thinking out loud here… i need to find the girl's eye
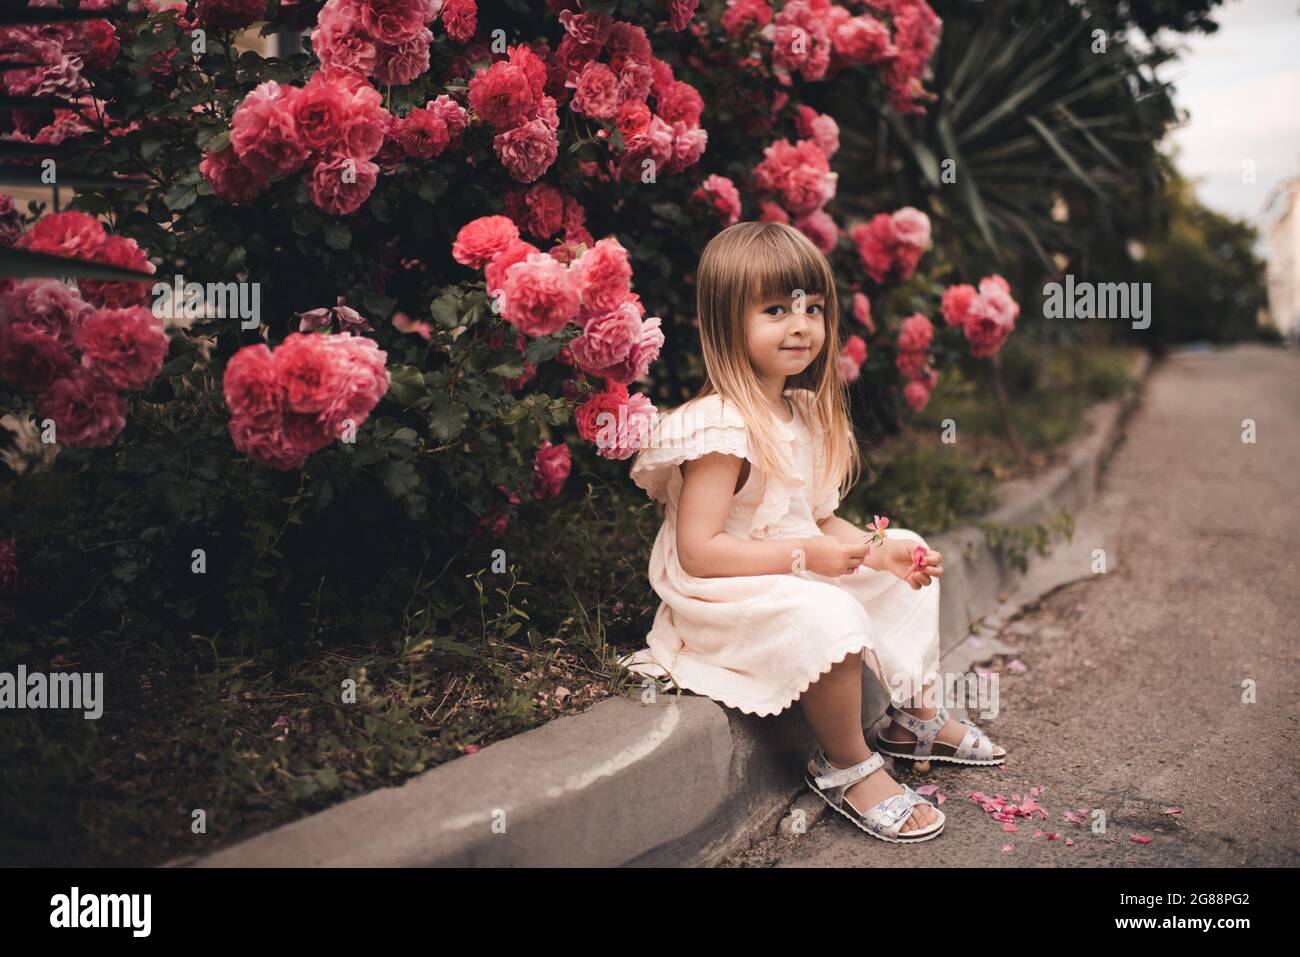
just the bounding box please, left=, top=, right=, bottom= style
left=763, top=302, right=823, bottom=317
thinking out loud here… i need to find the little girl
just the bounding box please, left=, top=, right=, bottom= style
left=620, top=221, right=1005, bottom=845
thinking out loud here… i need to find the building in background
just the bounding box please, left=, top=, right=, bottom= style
left=1265, top=175, right=1300, bottom=340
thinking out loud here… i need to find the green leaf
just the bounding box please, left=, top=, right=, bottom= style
left=382, top=459, right=421, bottom=498
left=292, top=207, right=325, bottom=237
left=427, top=399, right=469, bottom=442
left=386, top=364, right=426, bottom=406
left=429, top=291, right=461, bottom=329
left=163, top=180, right=199, bottom=211
left=524, top=336, right=564, bottom=364
left=416, top=173, right=447, bottom=204
left=322, top=221, right=352, bottom=250
left=160, top=351, right=195, bottom=377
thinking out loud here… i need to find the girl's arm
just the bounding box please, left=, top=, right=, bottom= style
left=816, top=514, right=887, bottom=571
left=676, top=452, right=814, bottom=578
left=817, top=513, right=945, bottom=588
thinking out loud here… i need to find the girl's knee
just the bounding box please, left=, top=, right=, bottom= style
left=890, top=527, right=928, bottom=549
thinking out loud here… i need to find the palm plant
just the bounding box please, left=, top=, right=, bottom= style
left=834, top=0, right=1181, bottom=289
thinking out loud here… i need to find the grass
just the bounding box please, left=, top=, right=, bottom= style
left=847, top=339, right=1140, bottom=538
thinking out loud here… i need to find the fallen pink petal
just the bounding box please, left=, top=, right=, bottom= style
left=1130, top=835, right=1153, bottom=844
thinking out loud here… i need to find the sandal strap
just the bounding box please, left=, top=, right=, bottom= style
left=866, top=786, right=934, bottom=837
left=811, top=749, right=883, bottom=790
left=886, top=704, right=950, bottom=756
left=953, top=719, right=995, bottom=761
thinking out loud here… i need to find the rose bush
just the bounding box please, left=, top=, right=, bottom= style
left=0, top=0, right=1012, bottom=652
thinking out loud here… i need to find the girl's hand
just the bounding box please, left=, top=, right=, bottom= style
left=802, top=535, right=871, bottom=578
left=882, top=539, right=944, bottom=589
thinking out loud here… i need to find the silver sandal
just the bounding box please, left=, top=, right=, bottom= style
left=804, top=748, right=945, bottom=843
left=874, top=703, right=1006, bottom=766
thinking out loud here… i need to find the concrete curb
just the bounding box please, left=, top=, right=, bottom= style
left=189, top=351, right=1153, bottom=868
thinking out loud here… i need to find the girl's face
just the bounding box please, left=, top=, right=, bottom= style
left=744, top=289, right=827, bottom=382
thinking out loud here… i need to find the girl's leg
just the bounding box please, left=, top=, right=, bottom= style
left=798, top=651, right=940, bottom=832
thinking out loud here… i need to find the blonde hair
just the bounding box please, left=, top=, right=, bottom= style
left=684, top=220, right=861, bottom=506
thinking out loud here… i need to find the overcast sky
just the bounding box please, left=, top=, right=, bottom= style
left=1154, top=0, right=1300, bottom=255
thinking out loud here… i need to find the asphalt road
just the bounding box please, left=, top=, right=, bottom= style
left=724, top=344, right=1300, bottom=868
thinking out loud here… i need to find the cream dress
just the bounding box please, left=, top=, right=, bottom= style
left=619, top=387, right=941, bottom=718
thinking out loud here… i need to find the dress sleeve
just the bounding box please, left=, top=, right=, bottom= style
left=629, top=394, right=752, bottom=506
left=811, top=476, right=841, bottom=522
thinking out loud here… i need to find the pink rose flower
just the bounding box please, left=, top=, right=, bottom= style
left=573, top=236, right=632, bottom=322
left=194, top=0, right=267, bottom=31
left=897, top=313, right=934, bottom=353
left=852, top=291, right=875, bottom=334
left=772, top=0, right=832, bottom=82
left=693, top=174, right=741, bottom=226
left=75, top=305, right=168, bottom=391
left=531, top=439, right=571, bottom=500
left=273, top=332, right=345, bottom=414
left=656, top=80, right=704, bottom=126
left=795, top=105, right=840, bottom=157
left=895, top=348, right=929, bottom=379
left=0, top=322, right=75, bottom=393
left=79, top=235, right=156, bottom=308
left=230, top=81, right=309, bottom=179
left=903, top=378, right=932, bottom=412
left=507, top=183, right=566, bottom=239
left=793, top=208, right=840, bottom=254
left=201, top=146, right=269, bottom=204
left=394, top=101, right=450, bottom=158
left=568, top=301, right=641, bottom=377
left=229, top=415, right=311, bottom=471
left=468, top=60, right=539, bottom=130
left=831, top=14, right=894, bottom=66
left=0, top=278, right=91, bottom=348
left=222, top=342, right=282, bottom=429
left=442, top=0, right=478, bottom=43
left=452, top=215, right=520, bottom=268
left=361, top=0, right=431, bottom=46
left=942, top=283, right=976, bottom=327
left=842, top=333, right=867, bottom=367
left=665, top=0, right=699, bottom=32
left=14, top=210, right=106, bottom=260
left=485, top=238, right=541, bottom=294
left=292, top=73, right=352, bottom=153
left=500, top=251, right=581, bottom=337
left=493, top=115, right=558, bottom=182
left=598, top=314, right=662, bottom=385
left=374, top=28, right=432, bottom=86
left=571, top=61, right=620, bottom=120
left=313, top=0, right=380, bottom=76
left=36, top=369, right=127, bottom=448
left=575, top=382, right=655, bottom=460
left=307, top=156, right=379, bottom=215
